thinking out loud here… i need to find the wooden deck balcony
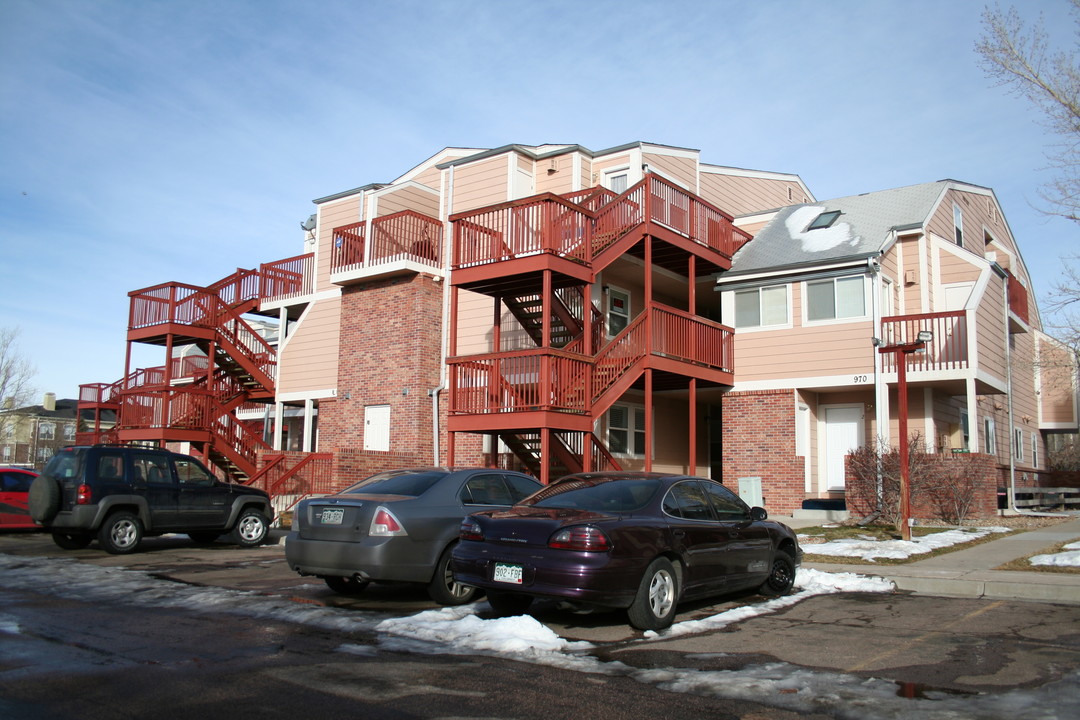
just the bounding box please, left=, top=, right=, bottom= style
left=879, top=311, right=969, bottom=373
left=450, top=174, right=751, bottom=282
left=448, top=302, right=734, bottom=427
left=330, top=210, right=443, bottom=281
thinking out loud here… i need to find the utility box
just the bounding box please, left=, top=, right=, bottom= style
left=738, top=476, right=764, bottom=509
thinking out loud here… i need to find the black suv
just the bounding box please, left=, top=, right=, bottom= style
left=29, top=445, right=274, bottom=554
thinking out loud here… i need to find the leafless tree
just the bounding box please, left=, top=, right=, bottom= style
left=0, top=326, right=37, bottom=436
left=977, top=1, right=1080, bottom=225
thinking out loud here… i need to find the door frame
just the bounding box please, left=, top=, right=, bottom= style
left=817, top=404, right=865, bottom=493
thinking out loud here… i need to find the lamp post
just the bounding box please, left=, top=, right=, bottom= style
left=876, top=330, right=933, bottom=541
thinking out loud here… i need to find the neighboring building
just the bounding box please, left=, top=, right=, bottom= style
left=1, top=393, right=110, bottom=470
left=718, top=180, right=1079, bottom=514
left=77, top=144, right=1078, bottom=518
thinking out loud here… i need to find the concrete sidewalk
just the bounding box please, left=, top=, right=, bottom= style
left=781, top=515, right=1080, bottom=604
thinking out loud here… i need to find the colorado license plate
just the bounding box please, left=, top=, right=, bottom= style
left=493, top=562, right=523, bottom=584
left=319, top=508, right=344, bottom=525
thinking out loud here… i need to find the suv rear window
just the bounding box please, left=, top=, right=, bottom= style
left=344, top=469, right=447, bottom=497
left=43, top=448, right=85, bottom=480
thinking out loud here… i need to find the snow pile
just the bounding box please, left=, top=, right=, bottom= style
left=802, top=527, right=1011, bottom=561
left=1030, top=541, right=1080, bottom=567
left=785, top=206, right=860, bottom=252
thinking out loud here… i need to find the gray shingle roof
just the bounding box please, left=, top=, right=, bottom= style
left=728, top=181, right=949, bottom=276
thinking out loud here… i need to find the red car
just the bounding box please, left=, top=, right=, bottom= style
left=452, top=472, right=802, bottom=631
left=1, top=467, right=39, bottom=529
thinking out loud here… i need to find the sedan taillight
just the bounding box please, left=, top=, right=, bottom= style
left=548, top=525, right=611, bottom=552
left=369, top=507, right=407, bottom=537
left=76, top=484, right=92, bottom=505
left=459, top=517, right=483, bottom=542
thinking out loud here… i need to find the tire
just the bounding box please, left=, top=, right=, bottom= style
left=51, top=532, right=92, bottom=550
left=627, top=557, right=679, bottom=631
left=486, top=590, right=533, bottom=617
left=758, top=550, right=796, bottom=597
left=324, top=575, right=370, bottom=595
left=28, top=475, right=61, bottom=523
left=98, top=511, right=143, bottom=555
left=231, top=509, right=269, bottom=547
left=427, top=544, right=479, bottom=606
left=187, top=532, right=221, bottom=545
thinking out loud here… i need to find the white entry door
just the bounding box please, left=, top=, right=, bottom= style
left=364, top=405, right=391, bottom=452
left=823, top=406, right=864, bottom=491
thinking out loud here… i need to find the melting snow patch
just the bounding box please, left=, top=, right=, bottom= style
left=802, top=527, right=1011, bottom=561
left=785, top=206, right=861, bottom=252
left=1030, top=541, right=1080, bottom=567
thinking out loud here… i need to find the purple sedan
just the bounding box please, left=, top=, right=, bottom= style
left=451, top=472, right=802, bottom=630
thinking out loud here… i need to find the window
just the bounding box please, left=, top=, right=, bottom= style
left=38, top=422, right=55, bottom=440
left=606, top=287, right=630, bottom=337
left=37, top=447, right=51, bottom=461
left=953, top=203, right=964, bottom=247
left=734, top=285, right=788, bottom=328
left=663, top=481, right=714, bottom=521
left=175, top=457, right=213, bottom=485
left=806, top=276, right=865, bottom=321
left=807, top=210, right=841, bottom=230
left=604, top=167, right=629, bottom=194
left=63, top=424, right=75, bottom=441
left=959, top=409, right=970, bottom=451
left=703, top=481, right=748, bottom=520
left=1013, top=427, right=1024, bottom=461
left=984, top=417, right=996, bottom=455
left=134, top=453, right=174, bottom=485
left=2, top=446, right=10, bottom=461
left=608, top=404, right=646, bottom=456
left=1032, top=433, right=1039, bottom=468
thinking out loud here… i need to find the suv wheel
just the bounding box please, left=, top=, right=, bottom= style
left=98, top=511, right=143, bottom=554
left=232, top=509, right=269, bottom=547
left=28, top=475, right=61, bottom=523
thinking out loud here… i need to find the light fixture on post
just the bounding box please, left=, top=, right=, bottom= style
left=877, top=329, right=933, bottom=541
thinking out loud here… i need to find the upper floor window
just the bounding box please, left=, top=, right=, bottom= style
left=806, top=276, right=865, bottom=322
left=606, top=287, right=631, bottom=336
left=735, top=285, right=788, bottom=328
left=1, top=445, right=10, bottom=461
left=604, top=167, right=630, bottom=194
left=953, top=203, right=964, bottom=247
left=63, top=424, right=76, bottom=441
left=1013, top=427, right=1024, bottom=461
left=38, top=422, right=55, bottom=440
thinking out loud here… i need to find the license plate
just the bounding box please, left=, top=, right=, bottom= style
left=493, top=562, right=523, bottom=584
left=319, top=508, right=344, bottom=525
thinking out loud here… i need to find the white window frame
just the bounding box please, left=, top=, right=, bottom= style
left=2, top=445, right=10, bottom=461
left=603, top=166, right=630, bottom=194
left=1013, top=427, right=1024, bottom=461
left=63, top=424, right=76, bottom=441
left=804, top=275, right=868, bottom=325
left=38, top=422, right=55, bottom=440
left=733, top=284, right=790, bottom=330
left=953, top=203, right=964, bottom=247
left=1031, top=432, right=1039, bottom=468
left=607, top=403, right=647, bottom=458
left=606, top=285, right=631, bottom=338
left=959, top=409, right=970, bottom=451
left=984, top=417, right=996, bottom=455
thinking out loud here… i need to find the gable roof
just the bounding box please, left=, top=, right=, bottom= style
left=726, top=181, right=950, bottom=278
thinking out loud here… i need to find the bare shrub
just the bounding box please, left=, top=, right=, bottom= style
left=924, top=463, right=979, bottom=525
left=847, top=432, right=934, bottom=533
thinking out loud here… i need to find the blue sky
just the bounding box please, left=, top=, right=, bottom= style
left=1, top=0, right=1077, bottom=401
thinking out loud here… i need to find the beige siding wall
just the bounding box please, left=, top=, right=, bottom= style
left=975, top=273, right=1008, bottom=382
left=535, top=154, right=577, bottom=195
left=734, top=320, right=876, bottom=383
left=591, top=152, right=634, bottom=186
left=454, top=289, right=495, bottom=355
left=410, top=165, right=443, bottom=191
left=452, top=155, right=509, bottom=214
left=643, top=152, right=696, bottom=191
left=936, top=245, right=983, bottom=288
left=375, top=185, right=439, bottom=218
left=316, top=195, right=363, bottom=289
left=1038, top=336, right=1079, bottom=426
left=699, top=172, right=807, bottom=217
left=278, top=295, right=341, bottom=395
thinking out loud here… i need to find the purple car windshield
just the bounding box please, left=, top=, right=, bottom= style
left=523, top=477, right=661, bottom=512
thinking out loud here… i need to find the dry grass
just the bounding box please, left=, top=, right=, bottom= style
left=995, top=540, right=1080, bottom=574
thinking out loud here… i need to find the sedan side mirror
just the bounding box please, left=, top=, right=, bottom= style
left=750, top=506, right=768, bottom=522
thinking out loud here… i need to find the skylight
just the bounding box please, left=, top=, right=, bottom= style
left=807, top=210, right=841, bottom=230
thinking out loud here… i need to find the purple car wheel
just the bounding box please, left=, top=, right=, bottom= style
left=628, top=557, right=679, bottom=631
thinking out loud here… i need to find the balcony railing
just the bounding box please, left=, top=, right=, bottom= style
left=330, top=211, right=443, bottom=274
left=880, top=311, right=969, bottom=372
left=450, top=303, right=734, bottom=415
left=451, top=175, right=751, bottom=271
left=261, top=253, right=314, bottom=301
left=1007, top=270, right=1030, bottom=326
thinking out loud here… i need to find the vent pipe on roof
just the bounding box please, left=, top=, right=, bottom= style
left=43, top=393, right=56, bottom=412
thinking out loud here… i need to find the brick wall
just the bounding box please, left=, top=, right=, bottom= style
left=316, top=274, right=486, bottom=482
left=721, top=389, right=805, bottom=514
